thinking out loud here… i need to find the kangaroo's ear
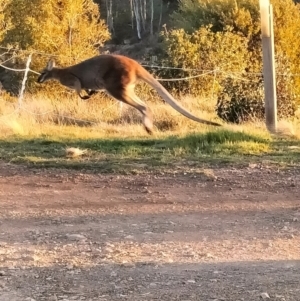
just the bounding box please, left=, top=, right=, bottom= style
left=46, top=59, right=55, bottom=71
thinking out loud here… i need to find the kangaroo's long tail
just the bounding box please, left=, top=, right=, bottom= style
left=137, top=66, right=221, bottom=127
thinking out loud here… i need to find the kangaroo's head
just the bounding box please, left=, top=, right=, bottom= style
left=37, top=59, right=55, bottom=83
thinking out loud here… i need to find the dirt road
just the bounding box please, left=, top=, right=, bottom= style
left=0, top=163, right=300, bottom=300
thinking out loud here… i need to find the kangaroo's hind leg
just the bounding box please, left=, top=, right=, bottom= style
left=106, top=85, right=153, bottom=134
left=130, top=93, right=153, bottom=134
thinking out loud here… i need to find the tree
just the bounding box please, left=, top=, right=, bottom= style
left=2, top=0, right=110, bottom=67
left=0, top=0, right=11, bottom=43
left=161, top=26, right=250, bottom=97
left=163, top=0, right=300, bottom=121
left=106, top=0, right=114, bottom=35
left=0, top=0, right=110, bottom=93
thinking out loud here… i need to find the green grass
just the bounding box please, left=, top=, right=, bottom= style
left=0, top=128, right=299, bottom=174
left=1, top=88, right=299, bottom=174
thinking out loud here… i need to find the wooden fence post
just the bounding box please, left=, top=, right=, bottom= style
left=260, top=0, right=277, bottom=132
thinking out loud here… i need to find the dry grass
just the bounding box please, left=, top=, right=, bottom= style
left=0, top=92, right=224, bottom=138
left=2, top=92, right=294, bottom=139
left=1, top=90, right=299, bottom=143
left=0, top=91, right=299, bottom=171
left=275, top=120, right=298, bottom=138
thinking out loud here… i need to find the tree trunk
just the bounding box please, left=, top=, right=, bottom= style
left=139, top=0, right=146, bottom=32
left=150, top=0, right=154, bottom=35
left=133, top=0, right=142, bottom=39
left=106, top=0, right=114, bottom=35
left=143, top=0, right=147, bottom=24
left=129, top=0, right=134, bottom=29
left=158, top=0, right=163, bottom=33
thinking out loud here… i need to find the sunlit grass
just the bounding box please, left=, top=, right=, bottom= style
left=0, top=92, right=299, bottom=173
left=2, top=237, right=300, bottom=268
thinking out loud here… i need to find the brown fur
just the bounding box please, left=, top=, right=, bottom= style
left=37, top=54, right=221, bottom=134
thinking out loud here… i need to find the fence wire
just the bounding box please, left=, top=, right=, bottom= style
left=0, top=48, right=297, bottom=125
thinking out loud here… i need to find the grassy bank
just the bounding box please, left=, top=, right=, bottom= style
left=0, top=93, right=299, bottom=173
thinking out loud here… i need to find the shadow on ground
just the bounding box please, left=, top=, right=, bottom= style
left=0, top=130, right=299, bottom=172
left=1, top=260, right=299, bottom=300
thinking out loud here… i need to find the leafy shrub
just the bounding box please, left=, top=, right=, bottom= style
left=171, top=0, right=261, bottom=39
left=272, top=54, right=297, bottom=118
left=0, top=0, right=110, bottom=93
left=0, top=0, right=11, bottom=42
left=160, top=26, right=249, bottom=98
left=216, top=76, right=264, bottom=123
left=217, top=54, right=297, bottom=123
left=161, top=0, right=300, bottom=120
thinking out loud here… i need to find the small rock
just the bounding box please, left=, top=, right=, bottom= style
left=66, top=264, right=74, bottom=270
left=125, top=235, right=134, bottom=239
left=261, top=292, right=270, bottom=299
left=105, top=247, right=114, bottom=253
left=118, top=294, right=127, bottom=298
left=249, top=163, right=258, bottom=169
left=143, top=187, right=151, bottom=193
left=0, top=271, right=6, bottom=276
left=106, top=243, right=115, bottom=247
left=67, top=234, right=86, bottom=241
left=187, top=279, right=196, bottom=284
left=121, top=262, right=135, bottom=268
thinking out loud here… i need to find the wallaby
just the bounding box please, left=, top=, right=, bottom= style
left=37, top=54, right=221, bottom=134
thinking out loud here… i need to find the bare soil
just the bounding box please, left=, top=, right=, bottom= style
left=0, top=163, right=300, bottom=301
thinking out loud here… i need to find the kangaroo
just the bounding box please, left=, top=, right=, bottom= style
left=37, top=54, right=221, bottom=134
